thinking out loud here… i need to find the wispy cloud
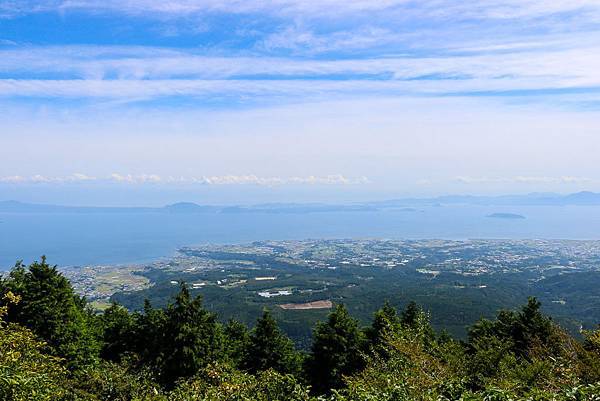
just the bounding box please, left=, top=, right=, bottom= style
left=2, top=1, right=600, bottom=198
left=0, top=173, right=96, bottom=183
left=3, top=0, right=600, bottom=20
left=1, top=0, right=600, bottom=106
left=1, top=43, right=599, bottom=102
left=258, top=26, right=399, bottom=54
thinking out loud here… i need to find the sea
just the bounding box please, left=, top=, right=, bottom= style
left=2, top=204, right=600, bottom=270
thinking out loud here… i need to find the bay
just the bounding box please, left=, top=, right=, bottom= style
left=2, top=205, right=600, bottom=269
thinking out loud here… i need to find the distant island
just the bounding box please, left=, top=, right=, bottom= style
left=487, top=212, right=526, bottom=219
left=2, top=191, right=600, bottom=215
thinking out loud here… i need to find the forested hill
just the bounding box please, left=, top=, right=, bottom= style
left=1, top=258, right=600, bottom=400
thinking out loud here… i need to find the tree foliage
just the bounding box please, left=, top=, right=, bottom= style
left=242, top=309, right=302, bottom=376
left=0, top=257, right=99, bottom=368
left=169, top=364, right=310, bottom=401
left=138, top=284, right=224, bottom=386
left=99, top=302, right=135, bottom=362
left=307, top=304, right=366, bottom=394
left=0, top=292, right=69, bottom=401
left=1, top=259, right=600, bottom=400
left=223, top=319, right=250, bottom=368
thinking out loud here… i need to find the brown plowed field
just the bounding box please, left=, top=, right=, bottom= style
left=278, top=300, right=333, bottom=310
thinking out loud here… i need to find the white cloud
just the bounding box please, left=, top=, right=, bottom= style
left=0, top=173, right=367, bottom=186
left=2, top=2, right=600, bottom=198
left=3, top=0, right=600, bottom=21
left=29, top=174, right=53, bottom=183
left=2, top=42, right=600, bottom=80
left=0, top=175, right=26, bottom=183
left=0, top=173, right=97, bottom=183
left=0, top=0, right=397, bottom=18
left=109, top=173, right=161, bottom=183
left=259, top=26, right=397, bottom=54
left=1, top=95, right=599, bottom=195
left=70, top=173, right=96, bottom=181
left=1, top=42, right=599, bottom=102
left=1, top=0, right=599, bottom=105
left=0, top=75, right=596, bottom=102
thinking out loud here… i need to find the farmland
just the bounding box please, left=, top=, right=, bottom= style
left=64, top=238, right=600, bottom=348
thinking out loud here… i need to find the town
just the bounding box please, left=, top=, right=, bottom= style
left=63, top=239, right=600, bottom=344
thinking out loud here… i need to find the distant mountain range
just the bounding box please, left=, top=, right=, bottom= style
left=368, top=191, right=600, bottom=207
left=2, top=191, right=600, bottom=215
left=0, top=200, right=375, bottom=214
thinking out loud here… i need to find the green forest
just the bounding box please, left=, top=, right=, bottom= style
left=1, top=258, right=600, bottom=400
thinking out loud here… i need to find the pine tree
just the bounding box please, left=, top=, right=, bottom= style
left=159, top=284, right=223, bottom=386
left=243, top=309, right=301, bottom=376
left=0, top=257, right=99, bottom=369
left=132, top=299, right=167, bottom=368
left=514, top=296, right=555, bottom=356
left=400, top=301, right=420, bottom=328
left=400, top=301, right=436, bottom=344
left=307, top=304, right=366, bottom=394
left=468, top=297, right=557, bottom=360
left=223, top=319, right=250, bottom=368
left=366, top=301, right=401, bottom=350
left=100, top=302, right=135, bottom=362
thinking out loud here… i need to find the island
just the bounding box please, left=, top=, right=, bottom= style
left=486, top=212, right=526, bottom=219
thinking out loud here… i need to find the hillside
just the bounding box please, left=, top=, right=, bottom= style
left=1, top=257, right=600, bottom=400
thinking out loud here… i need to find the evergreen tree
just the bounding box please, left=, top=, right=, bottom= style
left=466, top=297, right=566, bottom=387
left=158, top=284, right=223, bottom=386
left=132, top=299, right=167, bottom=368
left=400, top=301, right=420, bottom=328
left=307, top=304, right=366, bottom=394
left=513, top=296, right=555, bottom=356
left=0, top=257, right=99, bottom=369
left=223, top=319, right=250, bottom=368
left=365, top=301, right=401, bottom=350
left=243, top=309, right=301, bottom=376
left=468, top=297, right=557, bottom=359
left=400, top=301, right=436, bottom=344
left=100, top=302, right=135, bottom=362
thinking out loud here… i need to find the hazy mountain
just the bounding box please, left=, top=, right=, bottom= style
left=369, top=191, right=600, bottom=207
left=2, top=192, right=600, bottom=215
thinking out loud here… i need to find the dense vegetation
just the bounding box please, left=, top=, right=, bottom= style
left=107, top=241, right=600, bottom=348
left=1, top=258, right=600, bottom=400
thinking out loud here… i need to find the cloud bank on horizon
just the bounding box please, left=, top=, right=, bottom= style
left=1, top=0, right=600, bottom=203
left=0, top=173, right=368, bottom=186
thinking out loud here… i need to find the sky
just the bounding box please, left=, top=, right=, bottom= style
left=1, top=0, right=600, bottom=206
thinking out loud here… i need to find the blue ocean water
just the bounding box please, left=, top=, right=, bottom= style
left=2, top=205, right=600, bottom=269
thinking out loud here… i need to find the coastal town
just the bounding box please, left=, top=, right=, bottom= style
left=63, top=239, right=600, bottom=327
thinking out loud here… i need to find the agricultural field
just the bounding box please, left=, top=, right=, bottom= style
left=64, top=239, right=600, bottom=348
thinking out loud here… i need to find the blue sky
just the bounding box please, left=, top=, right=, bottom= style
left=1, top=1, right=600, bottom=205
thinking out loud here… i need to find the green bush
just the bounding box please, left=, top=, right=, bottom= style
left=0, top=292, right=69, bottom=401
